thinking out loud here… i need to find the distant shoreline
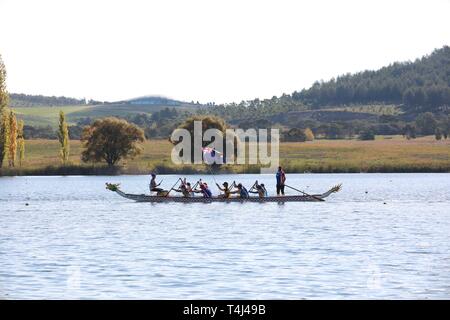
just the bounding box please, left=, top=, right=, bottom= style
left=1, top=136, right=449, bottom=176
left=1, top=165, right=450, bottom=177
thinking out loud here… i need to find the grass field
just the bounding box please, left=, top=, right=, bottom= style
left=13, top=103, right=199, bottom=127
left=13, top=105, right=91, bottom=127
left=1, top=136, right=449, bottom=176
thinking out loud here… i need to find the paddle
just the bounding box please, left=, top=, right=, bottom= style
left=164, top=178, right=182, bottom=197
left=190, top=180, right=200, bottom=197
left=191, top=180, right=199, bottom=190
left=284, top=184, right=324, bottom=201
left=248, top=181, right=257, bottom=192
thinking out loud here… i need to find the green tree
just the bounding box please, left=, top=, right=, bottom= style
left=359, top=129, right=375, bottom=140
left=81, top=117, right=145, bottom=166
left=8, top=111, right=17, bottom=167
left=403, top=124, right=416, bottom=140
left=283, top=128, right=307, bottom=142
left=415, top=112, right=437, bottom=135
left=0, top=110, right=9, bottom=167
left=0, top=54, right=7, bottom=113
left=0, top=54, right=9, bottom=167
left=17, top=120, right=25, bottom=166
left=435, top=128, right=442, bottom=140
left=172, top=115, right=231, bottom=164
left=58, top=111, right=70, bottom=164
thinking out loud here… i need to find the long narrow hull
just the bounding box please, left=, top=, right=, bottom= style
left=110, top=184, right=342, bottom=203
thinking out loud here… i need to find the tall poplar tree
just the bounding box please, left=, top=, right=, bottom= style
left=17, top=120, right=25, bottom=167
left=8, top=111, right=17, bottom=167
left=58, top=111, right=70, bottom=164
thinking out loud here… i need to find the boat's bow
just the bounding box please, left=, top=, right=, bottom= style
left=314, top=183, right=342, bottom=199
left=106, top=183, right=140, bottom=200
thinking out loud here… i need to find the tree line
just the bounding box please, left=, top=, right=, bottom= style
left=8, top=93, right=92, bottom=107
left=291, top=46, right=450, bottom=112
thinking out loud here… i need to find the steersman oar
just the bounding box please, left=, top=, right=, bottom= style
left=284, top=184, right=324, bottom=202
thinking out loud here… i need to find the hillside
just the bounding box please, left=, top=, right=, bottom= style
left=203, top=46, right=450, bottom=125
left=7, top=46, right=450, bottom=140
left=10, top=94, right=202, bottom=129
left=291, top=46, right=450, bottom=113
left=118, top=95, right=188, bottom=106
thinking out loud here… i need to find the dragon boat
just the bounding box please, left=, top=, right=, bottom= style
left=106, top=183, right=342, bottom=203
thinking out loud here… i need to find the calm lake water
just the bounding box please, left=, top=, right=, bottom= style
left=1, top=173, right=450, bottom=299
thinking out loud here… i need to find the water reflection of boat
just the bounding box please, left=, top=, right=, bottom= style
left=106, top=183, right=342, bottom=203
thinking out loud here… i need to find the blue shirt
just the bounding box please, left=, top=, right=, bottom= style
left=240, top=187, right=249, bottom=198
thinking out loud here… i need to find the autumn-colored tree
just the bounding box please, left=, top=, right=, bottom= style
left=81, top=117, right=145, bottom=166
left=17, top=120, right=25, bottom=167
left=58, top=111, right=70, bottom=164
left=8, top=111, right=17, bottom=167
left=304, top=128, right=315, bottom=141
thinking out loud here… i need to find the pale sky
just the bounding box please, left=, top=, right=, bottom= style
left=0, top=0, right=449, bottom=104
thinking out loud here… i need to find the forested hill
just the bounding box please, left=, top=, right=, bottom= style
left=9, top=93, right=99, bottom=107
left=291, top=46, right=450, bottom=113
left=9, top=93, right=195, bottom=108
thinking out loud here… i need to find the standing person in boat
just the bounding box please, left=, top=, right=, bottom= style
left=231, top=183, right=249, bottom=199
left=216, top=181, right=231, bottom=198
left=276, top=166, right=286, bottom=196
left=149, top=173, right=164, bottom=193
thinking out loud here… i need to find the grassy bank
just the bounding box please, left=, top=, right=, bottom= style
left=1, top=136, right=449, bottom=176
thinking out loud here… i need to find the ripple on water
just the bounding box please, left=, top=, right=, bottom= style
left=1, top=173, right=450, bottom=299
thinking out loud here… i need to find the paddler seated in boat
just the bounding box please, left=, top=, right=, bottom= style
left=194, top=181, right=212, bottom=198
left=216, top=181, right=231, bottom=198
left=185, top=182, right=194, bottom=196
left=149, top=173, right=165, bottom=194
left=249, top=180, right=268, bottom=198
left=230, top=183, right=249, bottom=199
left=174, top=183, right=191, bottom=197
